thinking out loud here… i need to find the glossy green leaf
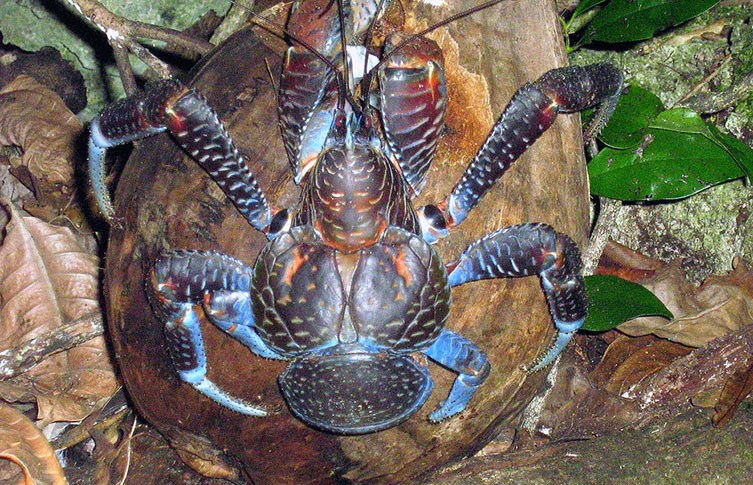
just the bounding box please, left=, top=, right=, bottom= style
left=598, top=86, right=664, bottom=149
left=582, top=0, right=720, bottom=44
left=583, top=275, right=673, bottom=332
left=589, top=129, right=744, bottom=201
left=571, top=0, right=609, bottom=21
left=652, top=109, right=753, bottom=180
left=706, top=124, right=753, bottom=181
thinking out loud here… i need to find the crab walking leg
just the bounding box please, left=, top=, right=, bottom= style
left=448, top=223, right=587, bottom=372
left=423, top=330, right=491, bottom=422
left=445, top=63, right=623, bottom=227
left=148, top=251, right=283, bottom=415
left=89, top=79, right=272, bottom=231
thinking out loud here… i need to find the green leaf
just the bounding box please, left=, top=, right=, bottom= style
left=588, top=104, right=753, bottom=202
left=571, top=0, right=609, bottom=22
left=598, top=86, right=664, bottom=149
left=589, top=129, right=744, bottom=201
left=651, top=109, right=753, bottom=180
left=582, top=0, right=720, bottom=44
left=583, top=275, right=673, bottom=332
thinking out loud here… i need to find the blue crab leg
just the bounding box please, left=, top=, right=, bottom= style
left=148, top=250, right=285, bottom=415
left=89, top=79, right=272, bottom=232
left=445, top=63, right=623, bottom=227
left=423, top=330, right=491, bottom=423
left=447, top=223, right=587, bottom=372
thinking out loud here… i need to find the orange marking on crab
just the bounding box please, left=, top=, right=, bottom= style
left=282, top=247, right=311, bottom=286
left=538, top=102, right=558, bottom=126
left=163, top=87, right=194, bottom=130
left=392, top=248, right=414, bottom=287
left=203, top=293, right=228, bottom=318
left=152, top=274, right=179, bottom=303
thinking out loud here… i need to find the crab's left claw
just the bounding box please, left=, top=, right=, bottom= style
left=147, top=250, right=284, bottom=416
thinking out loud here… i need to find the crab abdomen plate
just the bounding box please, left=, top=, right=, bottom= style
left=279, top=352, right=434, bottom=434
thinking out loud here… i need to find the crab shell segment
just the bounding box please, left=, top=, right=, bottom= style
left=279, top=347, right=434, bottom=434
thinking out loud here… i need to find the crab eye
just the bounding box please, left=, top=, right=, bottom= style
left=363, top=113, right=372, bottom=130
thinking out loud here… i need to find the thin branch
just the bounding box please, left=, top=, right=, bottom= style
left=61, top=0, right=215, bottom=82
left=674, top=55, right=733, bottom=108
left=211, top=1, right=255, bottom=46
left=0, top=313, right=104, bottom=380
left=111, top=41, right=137, bottom=94
left=584, top=196, right=621, bottom=276
left=678, top=67, right=753, bottom=114
left=128, top=18, right=214, bottom=55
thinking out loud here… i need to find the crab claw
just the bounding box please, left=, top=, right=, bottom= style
left=279, top=351, right=434, bottom=434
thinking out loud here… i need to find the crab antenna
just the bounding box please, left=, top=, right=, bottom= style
left=361, top=0, right=506, bottom=102
left=228, top=0, right=352, bottom=111
left=359, top=0, right=389, bottom=112
left=336, top=0, right=353, bottom=112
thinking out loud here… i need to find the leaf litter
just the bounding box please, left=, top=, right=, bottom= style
left=535, top=241, right=753, bottom=439
left=1, top=74, right=119, bottom=481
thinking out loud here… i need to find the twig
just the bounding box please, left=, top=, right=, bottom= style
left=61, top=0, right=215, bottom=82
left=674, top=55, right=733, bottom=108
left=678, top=69, right=753, bottom=114
left=210, top=1, right=255, bottom=46
left=0, top=313, right=104, bottom=380
left=584, top=196, right=621, bottom=276
left=111, top=41, right=138, bottom=95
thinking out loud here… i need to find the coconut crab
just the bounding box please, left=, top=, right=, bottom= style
left=88, top=0, right=622, bottom=435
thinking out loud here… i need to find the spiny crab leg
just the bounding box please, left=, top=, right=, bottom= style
left=148, top=251, right=284, bottom=415
left=447, top=223, right=587, bottom=372
left=88, top=79, right=272, bottom=232
left=442, top=63, right=624, bottom=229
left=422, top=329, right=491, bottom=423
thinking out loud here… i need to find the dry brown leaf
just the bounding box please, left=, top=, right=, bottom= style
left=0, top=200, right=117, bottom=424
left=590, top=334, right=692, bottom=396
left=596, top=242, right=664, bottom=282
left=629, top=323, right=753, bottom=427
left=0, top=75, right=82, bottom=202
left=0, top=403, right=66, bottom=484
left=712, top=360, right=753, bottom=427
left=168, top=428, right=239, bottom=480
left=618, top=259, right=753, bottom=347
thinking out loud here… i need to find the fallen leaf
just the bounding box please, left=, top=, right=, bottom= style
left=618, top=259, right=753, bottom=347
left=630, top=323, right=753, bottom=427
left=0, top=199, right=117, bottom=424
left=712, top=360, right=753, bottom=427
left=596, top=242, right=753, bottom=348
left=168, top=428, right=239, bottom=480
left=597, top=242, right=663, bottom=282
left=0, top=75, right=82, bottom=206
left=590, top=334, right=692, bottom=396
left=0, top=403, right=66, bottom=484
